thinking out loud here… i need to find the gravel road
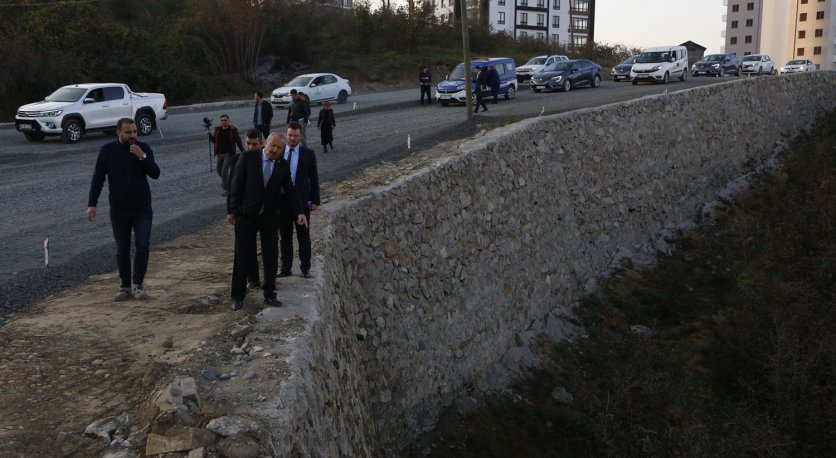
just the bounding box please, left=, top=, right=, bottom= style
left=0, top=77, right=739, bottom=317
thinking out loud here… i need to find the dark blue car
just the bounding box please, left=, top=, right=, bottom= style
left=530, top=59, right=603, bottom=93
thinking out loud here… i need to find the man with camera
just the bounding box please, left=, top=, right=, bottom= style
left=206, top=114, right=244, bottom=196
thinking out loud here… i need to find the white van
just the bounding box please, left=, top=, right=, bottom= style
left=630, top=45, right=688, bottom=85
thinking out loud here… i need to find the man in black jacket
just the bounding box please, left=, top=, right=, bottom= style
left=253, top=92, right=273, bottom=140
left=206, top=114, right=244, bottom=196
left=286, top=89, right=311, bottom=149
left=278, top=121, right=320, bottom=279
left=87, top=118, right=161, bottom=301
left=227, top=132, right=307, bottom=311
left=419, top=65, right=432, bottom=104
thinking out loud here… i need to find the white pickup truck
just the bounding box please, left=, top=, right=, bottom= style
left=15, top=83, right=168, bottom=143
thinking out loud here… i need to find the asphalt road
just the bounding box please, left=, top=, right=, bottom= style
left=0, top=75, right=750, bottom=314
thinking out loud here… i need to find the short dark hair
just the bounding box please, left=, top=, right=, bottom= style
left=286, top=120, right=302, bottom=131
left=244, top=129, right=262, bottom=140
left=289, top=89, right=298, bottom=95
left=255, top=91, right=263, bottom=98
left=117, top=118, right=135, bottom=130
left=220, top=114, right=229, bottom=120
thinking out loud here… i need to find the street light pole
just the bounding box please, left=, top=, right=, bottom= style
left=460, top=0, right=473, bottom=121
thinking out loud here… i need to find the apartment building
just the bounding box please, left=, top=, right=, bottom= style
left=425, top=0, right=595, bottom=47
left=723, top=0, right=834, bottom=70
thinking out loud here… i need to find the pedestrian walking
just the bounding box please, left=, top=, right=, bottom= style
left=228, top=129, right=265, bottom=291
left=206, top=114, right=244, bottom=196
left=286, top=89, right=311, bottom=149
left=488, top=65, right=501, bottom=104
left=253, top=92, right=273, bottom=140
left=87, top=118, right=161, bottom=301
left=278, top=121, right=320, bottom=279
left=226, top=133, right=307, bottom=311
left=474, top=66, right=489, bottom=113
left=317, top=101, right=336, bottom=154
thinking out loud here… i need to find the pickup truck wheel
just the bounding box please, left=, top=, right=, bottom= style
left=135, top=112, right=153, bottom=136
left=337, top=90, right=348, bottom=104
left=61, top=119, right=83, bottom=143
left=504, top=85, right=516, bottom=100
left=24, top=132, right=45, bottom=142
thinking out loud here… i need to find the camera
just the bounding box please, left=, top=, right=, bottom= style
left=202, top=117, right=213, bottom=129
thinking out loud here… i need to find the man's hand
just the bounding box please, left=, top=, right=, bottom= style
left=86, top=206, right=96, bottom=222
left=226, top=213, right=235, bottom=225
left=129, top=144, right=144, bottom=159
left=296, top=214, right=308, bottom=228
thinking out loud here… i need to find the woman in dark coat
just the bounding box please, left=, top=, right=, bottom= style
left=317, top=101, right=336, bottom=153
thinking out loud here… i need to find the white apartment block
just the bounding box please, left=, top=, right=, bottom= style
left=723, top=0, right=835, bottom=70
left=425, top=0, right=595, bottom=48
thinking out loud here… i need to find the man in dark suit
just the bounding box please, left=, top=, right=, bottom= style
left=253, top=92, right=273, bottom=140
left=278, top=121, right=321, bottom=279
left=227, top=132, right=307, bottom=311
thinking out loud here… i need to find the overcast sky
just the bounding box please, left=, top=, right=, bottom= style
left=594, top=0, right=726, bottom=53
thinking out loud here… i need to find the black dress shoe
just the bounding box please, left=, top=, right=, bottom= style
left=301, top=271, right=311, bottom=279
left=277, top=271, right=292, bottom=278
left=231, top=299, right=245, bottom=311
left=264, top=296, right=283, bottom=307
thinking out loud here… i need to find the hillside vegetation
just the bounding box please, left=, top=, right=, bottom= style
left=0, top=0, right=634, bottom=121
left=421, top=111, right=836, bottom=456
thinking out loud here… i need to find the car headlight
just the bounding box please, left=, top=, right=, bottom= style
left=35, top=109, right=63, bottom=117
left=691, top=65, right=696, bottom=71
left=611, top=68, right=616, bottom=73
left=550, top=76, right=563, bottom=82
left=652, top=65, right=662, bottom=71
left=712, top=64, right=720, bottom=68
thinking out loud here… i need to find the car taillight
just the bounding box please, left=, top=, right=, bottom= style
left=163, top=100, right=168, bottom=109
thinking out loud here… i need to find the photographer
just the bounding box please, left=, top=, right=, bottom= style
left=206, top=114, right=244, bottom=196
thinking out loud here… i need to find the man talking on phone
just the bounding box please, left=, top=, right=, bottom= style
left=87, top=118, right=160, bottom=301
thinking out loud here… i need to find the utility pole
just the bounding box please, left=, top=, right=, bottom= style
left=460, top=0, right=473, bottom=121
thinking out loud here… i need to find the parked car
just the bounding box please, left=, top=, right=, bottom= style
left=779, top=59, right=816, bottom=74
left=270, top=73, right=351, bottom=107
left=14, top=83, right=168, bottom=143
left=740, top=54, right=775, bottom=75
left=691, top=53, right=742, bottom=77
left=436, top=57, right=517, bottom=105
left=530, top=59, right=602, bottom=92
left=611, top=55, right=639, bottom=81
left=631, top=45, right=689, bottom=85
left=516, top=55, right=569, bottom=82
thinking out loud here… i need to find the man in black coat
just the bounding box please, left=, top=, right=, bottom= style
left=227, top=132, right=307, bottom=311
left=278, top=121, right=320, bottom=279
left=419, top=65, right=432, bottom=104
left=253, top=92, right=273, bottom=140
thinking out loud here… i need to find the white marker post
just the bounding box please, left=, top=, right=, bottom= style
left=407, top=134, right=411, bottom=149
left=353, top=101, right=357, bottom=110
left=158, top=127, right=164, bottom=139
left=44, top=237, right=49, bottom=268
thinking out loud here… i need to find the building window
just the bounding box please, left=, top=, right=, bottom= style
left=798, top=48, right=805, bottom=56
left=816, top=11, right=824, bottom=19
left=815, top=28, right=823, bottom=37
left=498, top=11, right=505, bottom=24
left=552, top=33, right=559, bottom=43
left=730, top=36, right=738, bottom=44
left=800, top=13, right=807, bottom=21
left=799, top=30, right=806, bottom=38
left=537, top=14, right=545, bottom=26
left=498, top=0, right=505, bottom=4
left=537, top=32, right=545, bottom=40
left=747, top=2, right=754, bottom=10
left=520, top=31, right=528, bottom=38
left=745, top=35, right=752, bottom=43
left=801, top=0, right=808, bottom=3
left=521, top=12, right=528, bottom=25
left=732, top=4, right=739, bottom=12
left=731, top=20, right=738, bottom=28
left=746, top=18, right=753, bottom=26
left=571, top=16, right=588, bottom=30
left=521, top=0, right=528, bottom=6
left=553, top=0, right=560, bottom=10
left=553, top=16, right=559, bottom=27
left=744, top=51, right=751, bottom=55
left=537, top=0, right=545, bottom=7
left=570, top=0, right=589, bottom=13
left=814, top=46, right=822, bottom=55
left=572, top=35, right=587, bottom=46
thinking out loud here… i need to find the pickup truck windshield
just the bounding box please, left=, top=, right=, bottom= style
left=524, top=57, right=547, bottom=65
left=45, top=88, right=86, bottom=103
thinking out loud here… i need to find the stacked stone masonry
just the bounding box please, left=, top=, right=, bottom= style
left=255, top=72, right=836, bottom=456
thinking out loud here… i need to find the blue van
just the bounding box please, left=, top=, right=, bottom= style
left=436, top=57, right=517, bottom=106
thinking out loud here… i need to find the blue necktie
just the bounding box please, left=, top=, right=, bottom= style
left=263, top=160, right=273, bottom=187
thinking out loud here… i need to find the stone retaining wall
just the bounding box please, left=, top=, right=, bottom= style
left=259, top=72, right=836, bottom=456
